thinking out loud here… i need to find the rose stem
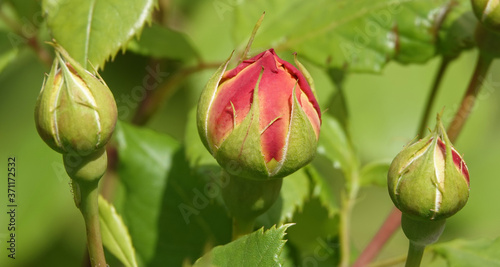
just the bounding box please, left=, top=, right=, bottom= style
left=74, top=180, right=107, bottom=266
left=404, top=242, right=425, bottom=267
left=447, top=52, right=493, bottom=141
left=339, top=167, right=360, bottom=267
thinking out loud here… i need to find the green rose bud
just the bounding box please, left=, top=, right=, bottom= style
left=471, top=0, right=500, bottom=33
left=197, top=49, right=321, bottom=180
left=35, top=44, right=117, bottom=155
left=387, top=115, right=470, bottom=221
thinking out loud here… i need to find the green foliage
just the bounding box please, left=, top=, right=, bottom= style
left=127, top=23, right=198, bottom=61
left=98, top=195, right=138, bottom=267
left=194, top=224, right=291, bottom=267
left=359, top=161, right=391, bottom=187
left=317, top=114, right=358, bottom=175
left=233, top=0, right=473, bottom=72
left=256, top=168, right=311, bottom=227
left=431, top=238, right=500, bottom=266
left=115, top=121, right=232, bottom=266
left=2, top=0, right=500, bottom=266
left=43, top=0, right=157, bottom=69
left=436, top=0, right=476, bottom=59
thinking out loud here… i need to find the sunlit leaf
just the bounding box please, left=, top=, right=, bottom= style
left=44, top=0, right=157, bottom=69
left=194, top=224, right=292, bottom=267
left=99, top=195, right=138, bottom=267
left=234, top=0, right=472, bottom=72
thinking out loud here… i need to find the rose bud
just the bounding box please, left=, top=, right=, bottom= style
left=471, top=0, right=500, bottom=33
left=35, top=44, right=117, bottom=155
left=197, top=49, right=321, bottom=180
left=387, top=115, right=470, bottom=221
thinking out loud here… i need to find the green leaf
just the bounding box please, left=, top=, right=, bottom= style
left=98, top=195, right=138, bottom=267
left=44, top=0, right=156, bottom=70
left=359, top=160, right=391, bottom=187
left=287, top=197, right=340, bottom=265
left=115, top=121, right=231, bottom=266
left=317, top=114, right=357, bottom=175
left=194, top=224, right=292, bottom=267
left=436, top=1, right=476, bottom=59
left=114, top=121, right=180, bottom=264
left=430, top=238, right=500, bottom=267
left=233, top=0, right=470, bottom=72
left=127, top=23, right=198, bottom=61
left=257, top=168, right=311, bottom=227
left=307, top=164, right=338, bottom=217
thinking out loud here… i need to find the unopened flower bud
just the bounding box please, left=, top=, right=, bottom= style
left=197, top=49, right=321, bottom=180
left=35, top=44, right=117, bottom=155
left=387, top=115, right=470, bottom=221
left=471, top=0, right=500, bottom=33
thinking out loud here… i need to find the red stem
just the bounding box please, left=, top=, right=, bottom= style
left=352, top=208, right=401, bottom=267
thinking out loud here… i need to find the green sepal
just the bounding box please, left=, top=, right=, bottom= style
left=216, top=68, right=269, bottom=180
left=293, top=53, right=317, bottom=98
left=197, top=51, right=234, bottom=154
left=271, top=84, right=318, bottom=178
left=388, top=133, right=434, bottom=219
left=438, top=119, right=469, bottom=220
left=35, top=57, right=62, bottom=153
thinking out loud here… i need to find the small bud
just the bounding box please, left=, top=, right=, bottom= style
left=197, top=49, right=321, bottom=180
left=35, top=44, right=117, bottom=155
left=387, top=115, right=470, bottom=221
left=471, top=0, right=500, bottom=33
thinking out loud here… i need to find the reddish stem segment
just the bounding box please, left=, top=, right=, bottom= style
left=352, top=208, right=401, bottom=267
left=447, top=53, right=493, bottom=142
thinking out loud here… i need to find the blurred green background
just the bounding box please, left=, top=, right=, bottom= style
left=1, top=0, right=500, bottom=266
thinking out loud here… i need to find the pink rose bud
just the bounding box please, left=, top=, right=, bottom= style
left=387, top=115, right=470, bottom=221
left=197, top=49, right=321, bottom=180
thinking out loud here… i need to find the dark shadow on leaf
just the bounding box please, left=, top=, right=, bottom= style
left=149, top=150, right=231, bottom=266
